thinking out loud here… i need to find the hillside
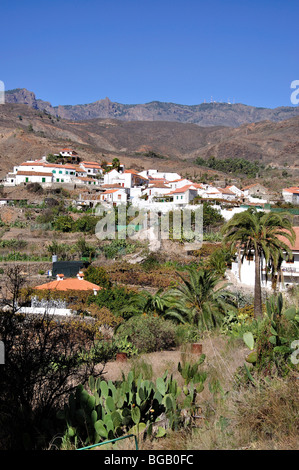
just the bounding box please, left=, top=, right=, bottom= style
left=0, top=103, right=299, bottom=185
left=5, top=88, right=299, bottom=127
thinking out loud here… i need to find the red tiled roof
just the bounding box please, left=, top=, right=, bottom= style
left=20, top=162, right=45, bottom=166
left=17, top=171, right=52, bottom=177
left=283, top=187, right=299, bottom=194
left=35, top=277, right=101, bottom=292
left=278, top=227, right=299, bottom=251
left=101, top=189, right=120, bottom=194
left=167, top=184, right=197, bottom=194
left=43, top=163, right=78, bottom=170
left=81, top=162, right=101, bottom=168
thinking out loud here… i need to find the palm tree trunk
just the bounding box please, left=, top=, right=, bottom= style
left=254, top=250, right=263, bottom=318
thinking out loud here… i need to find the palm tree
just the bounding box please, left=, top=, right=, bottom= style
left=162, top=266, right=236, bottom=330
left=119, top=288, right=168, bottom=318
left=221, top=208, right=295, bottom=318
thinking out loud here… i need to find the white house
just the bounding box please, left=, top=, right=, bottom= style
left=225, top=185, right=244, bottom=198
left=104, top=169, right=148, bottom=189
left=9, top=160, right=79, bottom=184
left=138, top=169, right=181, bottom=182
left=199, top=186, right=222, bottom=199
left=165, top=185, right=198, bottom=205
left=230, top=226, right=299, bottom=290
left=44, top=163, right=77, bottom=183
left=282, top=187, right=299, bottom=205
left=99, top=188, right=128, bottom=205
left=142, top=182, right=172, bottom=200
left=168, top=178, right=194, bottom=190
left=59, top=149, right=80, bottom=162
left=79, top=161, right=103, bottom=177
left=15, top=171, right=53, bottom=185
left=242, top=183, right=270, bottom=200
left=215, top=187, right=238, bottom=201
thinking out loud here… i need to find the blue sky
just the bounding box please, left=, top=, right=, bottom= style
left=0, top=0, right=298, bottom=108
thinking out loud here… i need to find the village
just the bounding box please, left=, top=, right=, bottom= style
left=2, top=148, right=299, bottom=217
left=0, top=147, right=298, bottom=299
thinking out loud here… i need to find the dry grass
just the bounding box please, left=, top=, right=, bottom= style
left=101, top=332, right=298, bottom=451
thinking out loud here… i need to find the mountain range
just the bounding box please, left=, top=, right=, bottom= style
left=0, top=89, right=298, bottom=188
left=5, top=88, right=299, bottom=127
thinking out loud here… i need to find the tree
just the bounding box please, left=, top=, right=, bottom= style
left=112, top=157, right=120, bottom=170
left=221, top=208, right=295, bottom=318
left=203, top=202, right=224, bottom=228
left=163, top=266, right=236, bottom=330
left=0, top=265, right=27, bottom=313
left=0, top=311, right=110, bottom=449
left=46, top=153, right=58, bottom=163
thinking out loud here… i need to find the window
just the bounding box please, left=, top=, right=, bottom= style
left=246, top=253, right=254, bottom=261
left=59, top=170, right=62, bottom=174
left=25, top=177, right=29, bottom=183
left=52, top=170, right=56, bottom=174
left=56, top=178, right=59, bottom=182
left=42, top=178, right=46, bottom=183
left=66, top=171, right=68, bottom=175
left=286, top=256, right=294, bottom=264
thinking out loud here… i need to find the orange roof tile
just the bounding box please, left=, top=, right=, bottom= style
left=278, top=226, right=299, bottom=251
left=44, top=163, right=78, bottom=170
left=283, top=187, right=299, bottom=194
left=17, top=171, right=52, bottom=177
left=20, top=162, right=45, bottom=166
left=35, top=277, right=101, bottom=292
left=101, top=189, right=120, bottom=194
left=167, top=184, right=197, bottom=194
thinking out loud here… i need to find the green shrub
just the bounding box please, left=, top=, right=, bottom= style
left=84, top=265, right=111, bottom=288
left=53, top=215, right=74, bottom=232
left=175, top=324, right=201, bottom=345
left=100, top=239, right=137, bottom=259
left=90, top=285, right=136, bottom=315
left=115, top=315, right=177, bottom=353
left=74, top=215, right=98, bottom=233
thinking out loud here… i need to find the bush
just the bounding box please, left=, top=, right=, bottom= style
left=90, top=285, right=137, bottom=316
left=0, top=311, right=111, bottom=449
left=53, top=215, right=74, bottom=232
left=100, top=240, right=137, bottom=259
left=115, top=314, right=177, bottom=353
left=84, top=265, right=111, bottom=288
left=175, top=324, right=201, bottom=345
left=74, top=215, right=98, bottom=233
